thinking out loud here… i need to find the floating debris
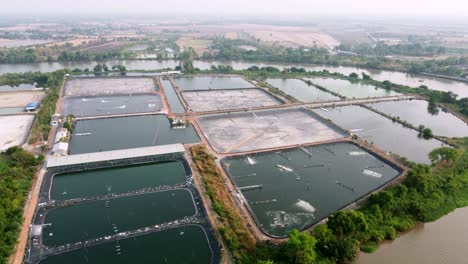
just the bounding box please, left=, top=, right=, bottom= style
left=336, top=180, right=356, bottom=192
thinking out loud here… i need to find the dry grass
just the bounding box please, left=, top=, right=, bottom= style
left=176, top=37, right=212, bottom=55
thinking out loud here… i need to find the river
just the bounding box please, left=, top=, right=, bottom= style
left=0, top=60, right=467, bottom=97
left=355, top=207, right=468, bottom=264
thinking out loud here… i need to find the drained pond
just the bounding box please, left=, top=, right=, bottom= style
left=69, top=115, right=200, bottom=154
left=172, top=76, right=254, bottom=91
left=222, top=142, right=401, bottom=237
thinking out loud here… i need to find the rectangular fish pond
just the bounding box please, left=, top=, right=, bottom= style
left=221, top=142, right=402, bottom=237
left=39, top=225, right=214, bottom=264
left=181, top=88, right=283, bottom=112
left=61, top=94, right=163, bottom=117
left=197, top=108, right=348, bottom=154
left=313, top=105, right=445, bottom=164
left=172, top=76, right=254, bottom=91
left=50, top=161, right=187, bottom=200
left=69, top=115, right=200, bottom=154
left=266, top=78, right=340, bottom=102
left=42, top=190, right=196, bottom=246
left=306, top=77, right=400, bottom=99
left=366, top=99, right=468, bottom=138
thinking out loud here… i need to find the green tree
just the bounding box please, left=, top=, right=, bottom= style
left=93, top=64, right=103, bottom=73
left=284, top=230, right=318, bottom=264
left=429, top=147, right=459, bottom=164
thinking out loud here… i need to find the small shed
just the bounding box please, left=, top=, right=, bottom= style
left=54, top=128, right=68, bottom=143
left=52, top=142, right=69, bottom=156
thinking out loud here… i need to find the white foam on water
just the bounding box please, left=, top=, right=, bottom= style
left=348, top=151, right=366, bottom=156
left=295, top=199, right=316, bottom=213
left=363, top=169, right=382, bottom=178
left=276, top=164, right=293, bottom=172
left=247, top=156, right=256, bottom=165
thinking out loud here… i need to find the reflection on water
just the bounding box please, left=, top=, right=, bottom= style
left=355, top=207, right=468, bottom=264
left=0, top=60, right=466, bottom=97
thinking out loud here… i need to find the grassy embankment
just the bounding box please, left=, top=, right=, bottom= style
left=190, top=145, right=257, bottom=263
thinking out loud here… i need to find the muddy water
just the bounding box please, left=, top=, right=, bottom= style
left=355, top=207, right=468, bottom=264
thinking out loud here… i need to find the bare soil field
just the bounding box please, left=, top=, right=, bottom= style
left=0, top=91, right=45, bottom=108
left=181, top=89, right=282, bottom=112
left=0, top=115, right=35, bottom=151
left=176, top=37, right=212, bottom=55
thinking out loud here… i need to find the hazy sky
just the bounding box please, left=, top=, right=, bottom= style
left=2, top=0, right=467, bottom=16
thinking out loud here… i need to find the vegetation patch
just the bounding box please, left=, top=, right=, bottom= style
left=0, top=147, right=42, bottom=263
left=189, top=146, right=256, bottom=262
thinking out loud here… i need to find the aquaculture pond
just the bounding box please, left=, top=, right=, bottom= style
left=50, top=161, right=186, bottom=200
left=313, top=106, right=445, bottom=164
left=61, top=94, right=163, bottom=117
left=222, top=142, right=401, bottom=237
left=160, top=79, right=186, bottom=113
left=42, top=190, right=196, bottom=246
left=172, top=76, right=254, bottom=91
left=366, top=100, right=468, bottom=138
left=69, top=115, right=200, bottom=154
left=39, top=225, right=214, bottom=264
left=306, top=77, right=400, bottom=99
left=266, top=78, right=340, bottom=102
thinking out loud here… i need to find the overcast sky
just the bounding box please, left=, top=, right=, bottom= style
left=2, top=0, right=467, bottom=16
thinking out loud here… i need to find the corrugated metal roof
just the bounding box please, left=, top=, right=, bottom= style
left=47, top=144, right=185, bottom=168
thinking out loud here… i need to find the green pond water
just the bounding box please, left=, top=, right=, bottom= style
left=366, top=100, right=468, bottom=138
left=42, top=190, right=196, bottom=246
left=160, top=79, right=186, bottom=113
left=50, top=161, right=186, bottom=200
left=69, top=115, right=200, bottom=154
left=61, top=94, right=163, bottom=117
left=313, top=106, right=445, bottom=164
left=306, top=77, right=400, bottom=99
left=39, top=225, right=213, bottom=264
left=222, top=142, right=401, bottom=237
left=172, top=76, right=254, bottom=91
left=266, top=78, right=340, bottom=102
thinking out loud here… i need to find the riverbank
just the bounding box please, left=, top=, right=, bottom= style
left=355, top=206, right=468, bottom=264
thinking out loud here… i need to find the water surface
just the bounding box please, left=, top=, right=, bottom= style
left=313, top=106, right=445, bottom=164
left=355, top=207, right=468, bottom=264
left=39, top=225, right=214, bottom=264
left=222, top=142, right=401, bottom=237
left=266, top=78, right=340, bottom=102
left=366, top=100, right=468, bottom=138
left=50, top=161, right=186, bottom=200
left=69, top=115, right=200, bottom=154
